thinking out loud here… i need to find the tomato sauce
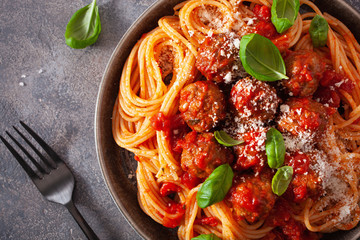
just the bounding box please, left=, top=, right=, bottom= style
left=284, top=152, right=322, bottom=203
left=272, top=34, right=290, bottom=52
left=281, top=218, right=305, bottom=240
left=233, top=130, right=266, bottom=173
left=180, top=171, right=201, bottom=189
left=320, top=70, right=354, bottom=92
left=162, top=202, right=185, bottom=228
left=295, top=98, right=321, bottom=130
left=315, top=69, right=354, bottom=108
left=266, top=199, right=319, bottom=240
left=252, top=4, right=289, bottom=51
left=150, top=112, right=189, bottom=153
left=267, top=199, right=292, bottom=227
left=253, top=5, right=271, bottom=22
left=285, top=152, right=310, bottom=202
left=160, top=182, right=181, bottom=197
left=231, top=184, right=261, bottom=213
left=286, top=152, right=310, bottom=175
left=253, top=5, right=276, bottom=40
left=314, top=87, right=341, bottom=108
left=255, top=21, right=279, bottom=40
left=194, top=217, right=219, bottom=227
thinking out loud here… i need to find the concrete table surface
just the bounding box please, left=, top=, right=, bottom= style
left=0, top=0, right=359, bottom=240
left=0, top=0, right=156, bottom=239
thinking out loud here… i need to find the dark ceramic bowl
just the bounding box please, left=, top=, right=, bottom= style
left=95, top=1, right=360, bottom=239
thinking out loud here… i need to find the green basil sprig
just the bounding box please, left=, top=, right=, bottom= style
left=192, top=233, right=222, bottom=240
left=214, top=130, right=243, bottom=147
left=239, top=33, right=288, bottom=81
left=266, top=128, right=285, bottom=169
left=309, top=15, right=329, bottom=48
left=265, top=128, right=292, bottom=195
left=272, top=166, right=293, bottom=196
left=271, top=0, right=300, bottom=34
left=65, top=0, right=101, bottom=49
left=196, top=164, right=234, bottom=208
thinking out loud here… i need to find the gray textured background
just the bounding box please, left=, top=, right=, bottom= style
left=0, top=0, right=359, bottom=240
left=0, top=0, right=156, bottom=239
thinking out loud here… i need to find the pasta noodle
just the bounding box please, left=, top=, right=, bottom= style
left=112, top=0, right=360, bottom=239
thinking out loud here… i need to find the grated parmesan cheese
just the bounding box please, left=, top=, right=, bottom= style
left=243, top=17, right=257, bottom=26
left=233, top=38, right=240, bottom=49
left=224, top=72, right=232, bottom=84
left=334, top=80, right=344, bottom=88
left=280, top=104, right=290, bottom=113
left=198, top=5, right=224, bottom=29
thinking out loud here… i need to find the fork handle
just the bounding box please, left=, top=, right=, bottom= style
left=65, top=201, right=100, bottom=240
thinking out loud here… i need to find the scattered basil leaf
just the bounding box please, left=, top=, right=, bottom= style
left=65, top=0, right=101, bottom=49
left=266, top=128, right=285, bottom=169
left=309, top=15, right=329, bottom=48
left=196, top=164, right=234, bottom=208
left=214, top=130, right=243, bottom=147
left=271, top=0, right=300, bottom=33
left=239, top=33, right=288, bottom=81
left=272, top=166, right=293, bottom=196
left=192, top=233, right=222, bottom=240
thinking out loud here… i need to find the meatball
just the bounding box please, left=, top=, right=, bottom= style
left=233, top=127, right=268, bottom=174
left=196, top=34, right=240, bottom=83
left=230, top=77, right=280, bottom=123
left=227, top=172, right=276, bottom=223
left=179, top=81, right=226, bottom=132
left=277, top=97, right=329, bottom=138
left=180, top=131, right=233, bottom=179
left=283, top=50, right=325, bottom=97
left=284, top=151, right=323, bottom=203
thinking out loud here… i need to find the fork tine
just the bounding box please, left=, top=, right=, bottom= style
left=13, top=126, right=56, bottom=170
left=10, top=128, right=50, bottom=174
left=19, top=121, right=60, bottom=167
left=0, top=135, right=38, bottom=179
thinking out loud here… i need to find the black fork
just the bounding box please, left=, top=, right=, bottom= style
left=1, top=121, right=99, bottom=240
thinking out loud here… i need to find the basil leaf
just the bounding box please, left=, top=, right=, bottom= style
left=266, top=128, right=285, bottom=169
left=272, top=166, right=293, bottom=196
left=196, top=164, right=234, bottom=208
left=192, top=234, right=222, bottom=240
left=309, top=15, right=329, bottom=48
left=214, top=130, right=243, bottom=147
left=239, top=33, right=288, bottom=81
left=271, top=0, right=300, bottom=33
left=65, top=0, right=101, bottom=49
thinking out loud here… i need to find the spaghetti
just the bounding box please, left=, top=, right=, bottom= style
left=112, top=0, right=360, bottom=239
